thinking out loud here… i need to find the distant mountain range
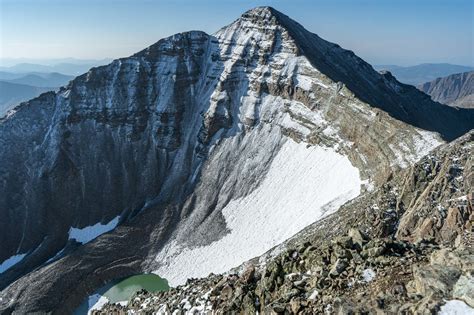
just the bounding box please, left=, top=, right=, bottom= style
left=0, top=81, right=52, bottom=116
left=418, top=71, right=474, bottom=108
left=374, top=63, right=474, bottom=85
left=0, top=59, right=111, bottom=76
left=0, top=61, right=110, bottom=114
left=0, top=72, right=74, bottom=87
left=0, top=72, right=74, bottom=116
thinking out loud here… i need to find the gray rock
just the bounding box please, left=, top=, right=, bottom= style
left=412, top=264, right=461, bottom=296
left=453, top=274, right=474, bottom=307
left=329, top=259, right=349, bottom=276
left=348, top=228, right=367, bottom=249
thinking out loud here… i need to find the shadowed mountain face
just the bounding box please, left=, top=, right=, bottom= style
left=418, top=71, right=474, bottom=108
left=0, top=6, right=473, bottom=314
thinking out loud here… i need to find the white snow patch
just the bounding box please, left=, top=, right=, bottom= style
left=295, top=74, right=313, bottom=90
left=61, top=89, right=71, bottom=98
left=69, top=216, right=120, bottom=245
left=361, top=179, right=375, bottom=192
left=4, top=108, right=18, bottom=120
left=413, top=129, right=444, bottom=159
left=389, top=143, right=409, bottom=168
left=440, top=300, right=474, bottom=315
left=348, top=102, right=376, bottom=119
left=181, top=298, right=192, bottom=310
left=155, top=139, right=361, bottom=286
left=362, top=268, right=376, bottom=282
left=390, top=129, right=443, bottom=168
left=316, top=81, right=329, bottom=89
left=0, top=254, right=26, bottom=274
left=447, top=195, right=468, bottom=202
left=87, top=294, right=109, bottom=315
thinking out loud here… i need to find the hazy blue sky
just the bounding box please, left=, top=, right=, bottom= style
left=1, top=0, right=472, bottom=66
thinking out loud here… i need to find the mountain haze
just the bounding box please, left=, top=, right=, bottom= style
left=4, top=72, right=74, bottom=88
left=0, top=72, right=74, bottom=117
left=375, top=63, right=474, bottom=85
left=0, top=81, right=52, bottom=116
left=0, top=60, right=111, bottom=76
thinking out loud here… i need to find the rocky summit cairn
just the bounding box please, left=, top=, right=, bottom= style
left=0, top=6, right=473, bottom=314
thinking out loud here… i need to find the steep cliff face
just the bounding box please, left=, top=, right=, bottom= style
left=0, top=31, right=220, bottom=277
left=395, top=133, right=473, bottom=244
left=418, top=71, right=474, bottom=108
left=0, top=7, right=472, bottom=314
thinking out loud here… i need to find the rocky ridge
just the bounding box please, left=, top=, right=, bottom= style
left=99, top=131, right=474, bottom=314
left=100, top=237, right=473, bottom=314
left=418, top=71, right=474, bottom=108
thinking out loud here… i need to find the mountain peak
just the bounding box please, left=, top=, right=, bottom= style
left=238, top=6, right=298, bottom=29
left=241, top=6, right=279, bottom=19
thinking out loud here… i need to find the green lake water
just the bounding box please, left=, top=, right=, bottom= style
left=103, top=274, right=169, bottom=303
left=75, top=273, right=169, bottom=314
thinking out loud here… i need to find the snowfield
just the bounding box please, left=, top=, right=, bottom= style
left=155, top=139, right=361, bottom=286
left=440, top=300, right=474, bottom=315
left=0, top=254, right=26, bottom=274
left=69, top=216, right=120, bottom=245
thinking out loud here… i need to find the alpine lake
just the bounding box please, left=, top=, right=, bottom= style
left=75, top=274, right=169, bottom=314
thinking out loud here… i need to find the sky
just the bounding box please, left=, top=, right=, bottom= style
left=0, top=0, right=472, bottom=67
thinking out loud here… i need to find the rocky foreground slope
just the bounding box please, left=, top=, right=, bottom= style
left=0, top=6, right=473, bottom=314
left=100, top=132, right=473, bottom=314
left=418, top=71, right=474, bottom=108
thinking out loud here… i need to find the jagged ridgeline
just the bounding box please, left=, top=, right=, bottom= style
left=418, top=70, right=474, bottom=108
left=0, top=6, right=473, bottom=314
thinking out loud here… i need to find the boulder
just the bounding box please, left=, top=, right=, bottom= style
left=412, top=264, right=460, bottom=296
left=329, top=259, right=349, bottom=276
left=453, top=274, right=474, bottom=307
left=348, top=228, right=367, bottom=249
